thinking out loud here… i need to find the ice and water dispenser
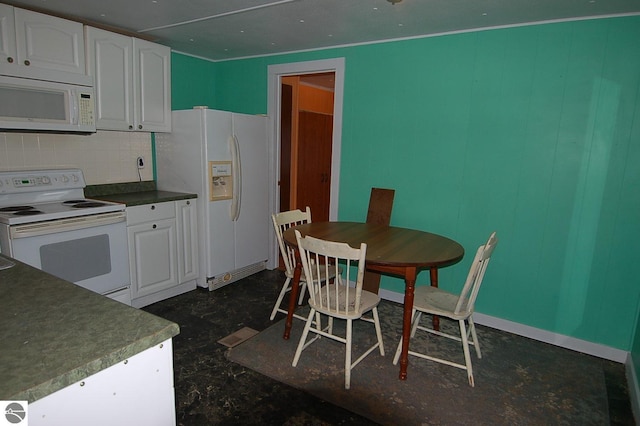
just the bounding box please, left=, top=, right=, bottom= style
left=209, top=161, right=233, bottom=201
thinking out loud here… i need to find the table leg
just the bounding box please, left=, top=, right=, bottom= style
left=283, top=252, right=302, bottom=340
left=430, top=268, right=440, bottom=331
left=399, top=266, right=418, bottom=380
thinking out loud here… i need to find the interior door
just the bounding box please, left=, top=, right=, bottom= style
left=279, top=72, right=335, bottom=221
left=296, top=111, right=333, bottom=222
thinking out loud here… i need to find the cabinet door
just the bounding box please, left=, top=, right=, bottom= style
left=86, top=27, right=134, bottom=131
left=128, top=218, right=178, bottom=298
left=133, top=38, right=171, bottom=132
left=176, top=199, right=199, bottom=284
left=0, top=4, right=17, bottom=69
left=14, top=8, right=85, bottom=74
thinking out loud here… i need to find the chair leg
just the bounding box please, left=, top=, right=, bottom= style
left=410, top=310, right=422, bottom=337
left=292, top=308, right=316, bottom=367
left=393, top=308, right=418, bottom=365
left=468, top=317, right=482, bottom=358
left=372, top=307, right=385, bottom=356
left=297, top=282, right=307, bottom=305
left=345, top=318, right=353, bottom=389
left=459, top=319, right=474, bottom=387
left=314, top=311, right=322, bottom=332
left=270, top=276, right=291, bottom=320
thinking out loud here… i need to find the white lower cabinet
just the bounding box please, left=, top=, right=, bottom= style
left=176, top=199, right=199, bottom=284
left=30, top=339, right=176, bottom=426
left=127, top=200, right=197, bottom=308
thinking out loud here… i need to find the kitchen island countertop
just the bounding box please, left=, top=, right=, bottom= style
left=0, top=255, right=179, bottom=402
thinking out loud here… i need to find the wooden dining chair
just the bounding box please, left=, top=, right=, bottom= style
left=392, top=232, right=498, bottom=387
left=270, top=207, right=337, bottom=321
left=292, top=230, right=385, bottom=389
left=363, top=187, right=395, bottom=294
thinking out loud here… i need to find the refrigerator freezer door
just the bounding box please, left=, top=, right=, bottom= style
left=205, top=110, right=235, bottom=279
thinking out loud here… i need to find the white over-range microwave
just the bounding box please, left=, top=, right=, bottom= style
left=0, top=75, right=96, bottom=132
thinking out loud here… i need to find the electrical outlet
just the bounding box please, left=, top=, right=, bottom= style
left=137, top=156, right=145, bottom=169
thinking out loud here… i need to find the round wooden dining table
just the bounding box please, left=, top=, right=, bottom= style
left=282, top=221, right=464, bottom=380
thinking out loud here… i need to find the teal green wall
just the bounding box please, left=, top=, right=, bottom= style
left=171, top=15, right=640, bottom=354
left=170, top=53, right=217, bottom=110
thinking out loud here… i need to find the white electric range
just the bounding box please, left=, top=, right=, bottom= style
left=0, top=169, right=131, bottom=304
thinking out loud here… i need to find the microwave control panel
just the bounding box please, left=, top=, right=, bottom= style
left=78, top=92, right=95, bottom=126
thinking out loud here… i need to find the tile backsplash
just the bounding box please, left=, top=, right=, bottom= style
left=0, top=131, right=153, bottom=185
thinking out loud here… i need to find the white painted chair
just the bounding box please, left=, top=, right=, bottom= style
left=271, top=207, right=335, bottom=321
left=393, top=232, right=498, bottom=387
left=292, top=230, right=385, bottom=389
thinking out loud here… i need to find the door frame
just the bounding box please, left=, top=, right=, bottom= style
left=267, top=58, right=345, bottom=269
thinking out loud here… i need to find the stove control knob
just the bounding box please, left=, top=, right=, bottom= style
left=72, top=174, right=79, bottom=182
left=41, top=176, right=50, bottom=185
left=61, top=175, right=69, bottom=183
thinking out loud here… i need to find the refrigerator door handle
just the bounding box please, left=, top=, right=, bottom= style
left=229, top=134, right=242, bottom=221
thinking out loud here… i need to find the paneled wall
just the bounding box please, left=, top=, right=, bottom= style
left=0, top=131, right=153, bottom=184
left=194, top=15, right=640, bottom=351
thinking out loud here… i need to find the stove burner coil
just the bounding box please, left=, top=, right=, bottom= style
left=70, top=201, right=107, bottom=208
left=13, top=210, right=43, bottom=215
left=62, top=199, right=107, bottom=208
left=0, top=206, right=35, bottom=212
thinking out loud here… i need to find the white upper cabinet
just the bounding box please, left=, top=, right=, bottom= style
left=0, top=5, right=87, bottom=82
left=86, top=27, right=134, bottom=130
left=86, top=26, right=171, bottom=132
left=0, top=4, right=17, bottom=68
left=134, top=38, right=171, bottom=132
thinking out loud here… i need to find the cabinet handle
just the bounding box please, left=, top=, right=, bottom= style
left=186, top=201, right=190, bottom=205
left=24, top=60, right=30, bottom=66
left=153, top=224, right=157, bottom=229
left=128, top=125, right=133, bottom=130
left=151, top=205, right=155, bottom=210
left=7, top=57, right=13, bottom=63
left=138, top=124, right=143, bottom=130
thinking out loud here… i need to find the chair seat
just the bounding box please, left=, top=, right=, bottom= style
left=310, top=284, right=381, bottom=320
left=413, top=285, right=472, bottom=320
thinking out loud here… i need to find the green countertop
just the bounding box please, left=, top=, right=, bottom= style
left=0, top=256, right=180, bottom=403
left=93, top=190, right=197, bottom=207
left=85, top=181, right=197, bottom=207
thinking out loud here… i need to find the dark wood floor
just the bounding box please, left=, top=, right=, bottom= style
left=143, top=269, right=635, bottom=426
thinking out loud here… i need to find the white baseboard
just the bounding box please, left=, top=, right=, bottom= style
left=379, top=289, right=628, bottom=363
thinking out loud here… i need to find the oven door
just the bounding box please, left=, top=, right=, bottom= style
left=7, top=212, right=130, bottom=296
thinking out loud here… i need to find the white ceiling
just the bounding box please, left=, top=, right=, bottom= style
left=6, top=0, right=640, bottom=61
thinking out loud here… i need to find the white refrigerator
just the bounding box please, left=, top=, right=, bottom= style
left=155, top=107, right=269, bottom=290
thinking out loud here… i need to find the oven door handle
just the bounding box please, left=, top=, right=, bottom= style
left=10, top=212, right=126, bottom=239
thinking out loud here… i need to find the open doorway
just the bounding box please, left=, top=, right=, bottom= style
left=280, top=72, right=335, bottom=221
left=267, top=58, right=345, bottom=270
